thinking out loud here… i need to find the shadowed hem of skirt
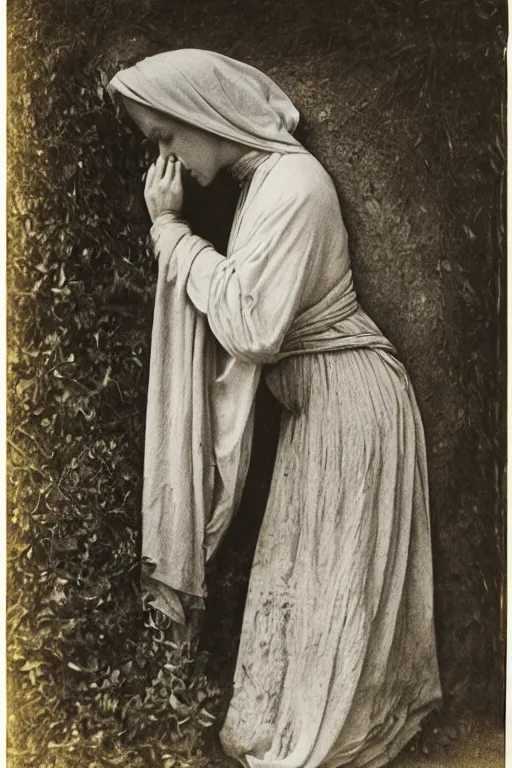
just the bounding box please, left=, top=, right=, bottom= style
left=345, top=697, right=443, bottom=768
left=222, top=697, right=443, bottom=768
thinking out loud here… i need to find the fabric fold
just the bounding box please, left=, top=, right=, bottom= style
left=142, top=219, right=260, bottom=622
left=140, top=150, right=401, bottom=623
left=109, top=51, right=309, bottom=623
left=110, top=49, right=309, bottom=154
left=110, top=49, right=440, bottom=768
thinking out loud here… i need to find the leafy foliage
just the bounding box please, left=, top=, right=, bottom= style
left=7, top=0, right=505, bottom=765
left=7, top=17, right=228, bottom=768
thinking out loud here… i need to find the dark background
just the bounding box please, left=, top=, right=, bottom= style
left=7, top=1, right=506, bottom=766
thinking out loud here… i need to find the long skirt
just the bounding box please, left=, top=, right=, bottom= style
left=219, top=348, right=442, bottom=768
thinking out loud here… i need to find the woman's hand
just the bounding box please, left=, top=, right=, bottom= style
left=144, top=155, right=184, bottom=223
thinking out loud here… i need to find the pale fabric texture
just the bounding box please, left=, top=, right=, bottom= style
left=110, top=51, right=308, bottom=620
left=139, top=220, right=259, bottom=621
left=149, top=152, right=442, bottom=765
left=111, top=50, right=441, bottom=767
left=109, top=49, right=306, bottom=153
left=220, top=351, right=441, bottom=768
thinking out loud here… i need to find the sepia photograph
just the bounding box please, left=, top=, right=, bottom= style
left=6, top=0, right=506, bottom=766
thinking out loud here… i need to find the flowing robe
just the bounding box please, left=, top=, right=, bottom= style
left=143, top=150, right=442, bottom=766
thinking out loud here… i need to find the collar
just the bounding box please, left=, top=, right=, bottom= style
left=229, top=150, right=272, bottom=186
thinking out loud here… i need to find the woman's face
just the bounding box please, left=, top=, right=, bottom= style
left=122, top=97, right=237, bottom=186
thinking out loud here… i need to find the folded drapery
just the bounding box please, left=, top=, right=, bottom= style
left=141, top=229, right=260, bottom=622
left=111, top=52, right=441, bottom=767
left=108, top=50, right=312, bottom=623
left=109, top=49, right=307, bottom=155
left=143, top=169, right=397, bottom=624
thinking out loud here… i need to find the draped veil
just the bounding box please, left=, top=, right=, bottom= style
left=110, top=50, right=308, bottom=624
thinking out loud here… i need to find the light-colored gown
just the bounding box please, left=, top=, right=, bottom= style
left=149, top=150, right=442, bottom=768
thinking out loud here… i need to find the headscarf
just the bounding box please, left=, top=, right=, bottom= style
left=109, top=48, right=306, bottom=153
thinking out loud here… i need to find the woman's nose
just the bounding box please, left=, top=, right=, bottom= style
left=158, top=142, right=174, bottom=160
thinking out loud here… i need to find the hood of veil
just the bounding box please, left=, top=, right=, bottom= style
left=109, top=48, right=307, bottom=154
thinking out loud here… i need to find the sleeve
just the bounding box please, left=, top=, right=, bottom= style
left=205, top=183, right=327, bottom=363
left=151, top=168, right=333, bottom=364
left=150, top=212, right=224, bottom=304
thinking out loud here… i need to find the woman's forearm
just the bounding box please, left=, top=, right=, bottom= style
left=151, top=213, right=224, bottom=312
left=187, top=249, right=224, bottom=313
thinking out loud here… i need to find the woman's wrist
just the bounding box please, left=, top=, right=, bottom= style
left=150, top=211, right=187, bottom=241
left=150, top=212, right=190, bottom=260
left=152, top=210, right=185, bottom=226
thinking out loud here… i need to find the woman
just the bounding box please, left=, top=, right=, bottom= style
left=110, top=49, right=442, bottom=768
